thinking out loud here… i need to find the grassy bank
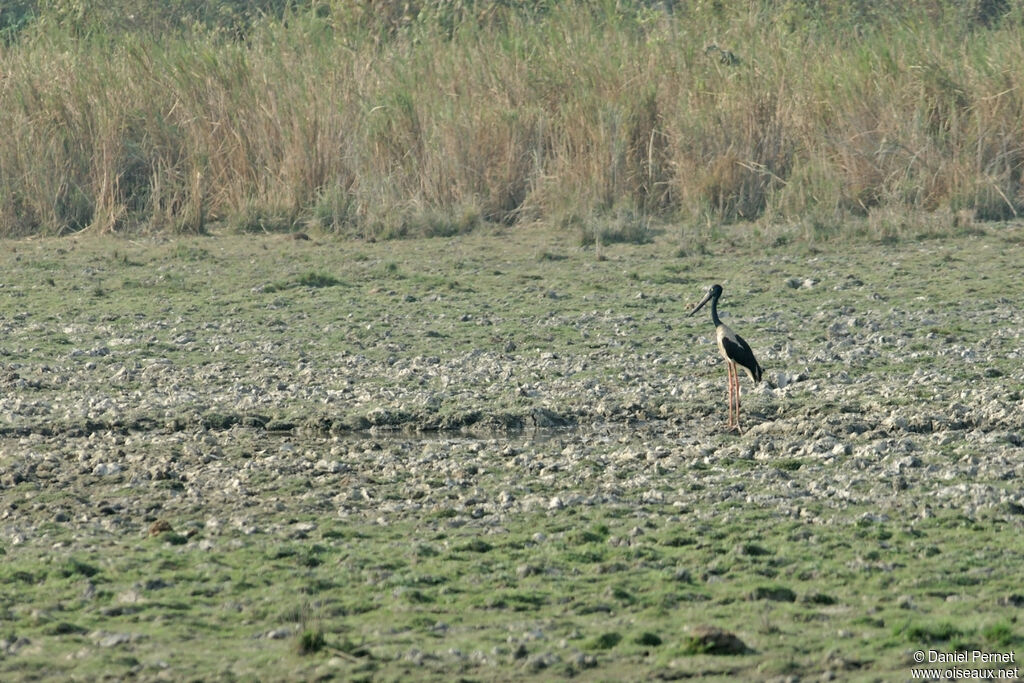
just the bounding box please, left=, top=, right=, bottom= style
left=2, top=1, right=1024, bottom=239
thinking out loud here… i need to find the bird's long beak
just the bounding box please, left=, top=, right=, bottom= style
left=688, top=290, right=713, bottom=316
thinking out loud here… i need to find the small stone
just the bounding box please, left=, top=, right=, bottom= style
left=149, top=520, right=173, bottom=536
left=524, top=652, right=558, bottom=671
left=92, top=463, right=122, bottom=476
left=572, top=652, right=598, bottom=669
left=264, top=628, right=292, bottom=640
left=517, top=564, right=542, bottom=578
left=97, top=633, right=134, bottom=648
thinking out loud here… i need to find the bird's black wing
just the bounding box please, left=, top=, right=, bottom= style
left=722, top=333, right=763, bottom=383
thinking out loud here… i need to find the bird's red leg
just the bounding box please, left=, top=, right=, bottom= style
left=735, top=371, right=743, bottom=434
left=730, top=363, right=740, bottom=433
left=724, top=366, right=732, bottom=428
left=735, top=369, right=741, bottom=412
left=731, top=365, right=737, bottom=428
left=726, top=363, right=736, bottom=429
left=729, top=368, right=737, bottom=428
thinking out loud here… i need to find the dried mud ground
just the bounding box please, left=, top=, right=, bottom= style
left=2, top=225, right=1024, bottom=681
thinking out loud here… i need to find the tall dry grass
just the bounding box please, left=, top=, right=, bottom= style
left=1, top=1, right=1024, bottom=240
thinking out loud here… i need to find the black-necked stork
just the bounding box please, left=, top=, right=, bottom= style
left=689, top=284, right=763, bottom=433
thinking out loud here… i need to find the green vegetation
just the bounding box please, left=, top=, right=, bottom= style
left=2, top=1, right=1024, bottom=238
left=1, top=227, right=1023, bottom=679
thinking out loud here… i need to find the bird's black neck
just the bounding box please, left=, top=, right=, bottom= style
left=710, top=295, right=722, bottom=327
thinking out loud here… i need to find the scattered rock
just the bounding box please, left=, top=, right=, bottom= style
left=263, top=628, right=293, bottom=640
left=94, top=632, right=139, bottom=648
left=148, top=520, right=173, bottom=536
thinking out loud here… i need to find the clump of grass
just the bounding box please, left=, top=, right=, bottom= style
left=170, top=244, right=212, bottom=261
left=160, top=532, right=188, bottom=546
left=571, top=527, right=609, bottom=545
left=296, top=627, right=325, bottom=655
left=982, top=622, right=1017, bottom=648
left=635, top=632, right=663, bottom=647
left=264, top=271, right=343, bottom=292
left=586, top=632, right=622, bottom=650
left=538, top=250, right=568, bottom=262
left=803, top=593, right=838, bottom=606
left=295, top=272, right=342, bottom=288
left=578, top=208, right=654, bottom=247
left=679, top=626, right=750, bottom=656
left=58, top=558, right=99, bottom=578
left=736, top=542, right=773, bottom=557
left=748, top=586, right=797, bottom=602
left=895, top=620, right=964, bottom=643
left=454, top=539, right=493, bottom=553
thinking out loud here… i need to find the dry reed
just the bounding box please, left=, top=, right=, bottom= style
left=1, top=1, right=1023, bottom=240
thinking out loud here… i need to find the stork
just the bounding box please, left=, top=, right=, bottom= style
left=689, top=284, right=763, bottom=433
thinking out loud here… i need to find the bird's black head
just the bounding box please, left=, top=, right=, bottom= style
left=688, top=284, right=724, bottom=316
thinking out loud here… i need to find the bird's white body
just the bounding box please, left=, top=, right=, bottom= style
left=715, top=324, right=735, bottom=361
